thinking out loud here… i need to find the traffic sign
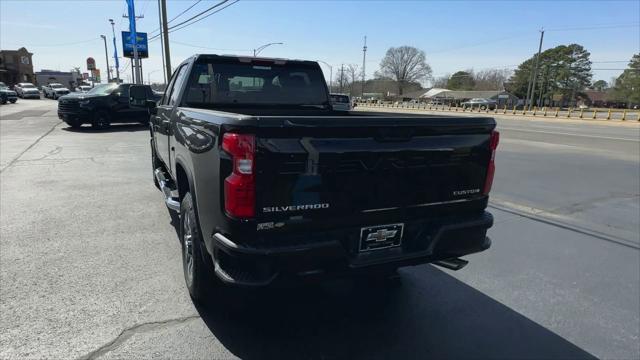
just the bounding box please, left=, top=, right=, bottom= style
left=86, top=57, right=96, bottom=71
left=121, top=31, right=148, bottom=59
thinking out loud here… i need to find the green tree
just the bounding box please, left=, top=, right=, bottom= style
left=591, top=80, right=608, bottom=91
left=447, top=71, right=475, bottom=90
left=609, top=54, right=640, bottom=107
left=377, top=46, right=432, bottom=95
left=507, top=44, right=592, bottom=105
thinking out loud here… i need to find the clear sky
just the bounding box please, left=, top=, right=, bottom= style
left=1, top=0, right=638, bottom=85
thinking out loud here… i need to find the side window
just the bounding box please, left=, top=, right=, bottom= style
left=169, top=65, right=189, bottom=106
left=116, top=85, right=129, bottom=97
left=161, top=65, right=183, bottom=106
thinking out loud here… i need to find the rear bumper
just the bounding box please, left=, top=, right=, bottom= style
left=205, top=211, right=493, bottom=286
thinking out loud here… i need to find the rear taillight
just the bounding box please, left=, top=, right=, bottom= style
left=222, top=133, right=255, bottom=218
left=483, top=130, right=500, bottom=195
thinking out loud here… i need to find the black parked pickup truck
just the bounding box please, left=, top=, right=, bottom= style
left=58, top=83, right=160, bottom=129
left=130, top=54, right=499, bottom=301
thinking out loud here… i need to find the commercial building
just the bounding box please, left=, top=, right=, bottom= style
left=35, top=70, right=83, bottom=89
left=0, top=47, right=35, bottom=87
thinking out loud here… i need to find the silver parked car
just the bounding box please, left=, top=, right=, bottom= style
left=330, top=93, right=352, bottom=111
left=461, top=98, right=496, bottom=110
left=14, top=83, right=40, bottom=99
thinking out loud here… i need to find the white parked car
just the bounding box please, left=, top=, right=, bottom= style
left=75, top=85, right=92, bottom=93
left=43, top=83, right=71, bottom=99
left=14, top=83, right=40, bottom=99
left=330, top=93, right=352, bottom=111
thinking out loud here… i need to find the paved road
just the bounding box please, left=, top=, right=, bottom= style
left=1, top=100, right=638, bottom=359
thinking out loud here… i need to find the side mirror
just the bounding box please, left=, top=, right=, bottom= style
left=129, top=85, right=148, bottom=107
left=146, top=100, right=157, bottom=115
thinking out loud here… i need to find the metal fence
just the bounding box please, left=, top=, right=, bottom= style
left=358, top=102, right=640, bottom=122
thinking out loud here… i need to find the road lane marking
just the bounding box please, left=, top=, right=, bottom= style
left=498, top=126, right=640, bottom=142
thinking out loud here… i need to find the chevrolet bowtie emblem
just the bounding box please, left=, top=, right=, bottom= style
left=367, top=229, right=397, bottom=242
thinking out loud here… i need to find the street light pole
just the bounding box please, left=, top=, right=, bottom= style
left=316, top=60, right=333, bottom=93
left=109, top=19, right=120, bottom=83
left=253, top=42, right=283, bottom=57
left=100, top=35, right=111, bottom=82
left=147, top=69, right=161, bottom=85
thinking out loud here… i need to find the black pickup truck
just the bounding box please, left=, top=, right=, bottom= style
left=58, top=83, right=160, bottom=129
left=130, top=54, right=499, bottom=301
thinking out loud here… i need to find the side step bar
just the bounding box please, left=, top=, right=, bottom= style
left=154, top=168, right=180, bottom=211
left=433, top=258, right=469, bottom=271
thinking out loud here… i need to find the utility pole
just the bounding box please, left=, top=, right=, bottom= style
left=109, top=19, right=120, bottom=83
left=100, top=35, right=111, bottom=82
left=124, top=0, right=143, bottom=84
left=160, top=0, right=172, bottom=82
left=157, top=0, right=166, bottom=84
left=528, top=29, right=544, bottom=110
left=361, top=35, right=367, bottom=97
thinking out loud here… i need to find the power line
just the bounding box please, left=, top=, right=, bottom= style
left=166, top=0, right=228, bottom=32
left=150, top=0, right=202, bottom=36
left=149, top=0, right=239, bottom=41
left=139, top=0, right=151, bottom=18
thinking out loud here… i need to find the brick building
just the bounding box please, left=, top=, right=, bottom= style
left=0, top=47, right=35, bottom=87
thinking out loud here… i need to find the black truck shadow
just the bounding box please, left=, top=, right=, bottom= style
left=163, top=204, right=593, bottom=359
left=192, top=266, right=595, bottom=360
left=61, top=123, right=148, bottom=133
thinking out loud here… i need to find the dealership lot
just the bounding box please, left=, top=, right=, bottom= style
left=1, top=100, right=638, bottom=359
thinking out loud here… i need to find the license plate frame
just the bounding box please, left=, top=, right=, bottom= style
left=359, top=223, right=404, bottom=252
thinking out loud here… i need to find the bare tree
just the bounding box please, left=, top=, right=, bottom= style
left=345, top=64, right=361, bottom=95
left=473, top=68, right=512, bottom=90
left=431, top=74, right=450, bottom=88
left=378, top=46, right=432, bottom=95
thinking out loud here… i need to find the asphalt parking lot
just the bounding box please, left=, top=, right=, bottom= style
left=1, top=99, right=639, bottom=359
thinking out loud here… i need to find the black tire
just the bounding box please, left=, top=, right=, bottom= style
left=92, top=110, right=111, bottom=130
left=180, top=192, right=216, bottom=303
left=0, top=98, right=6, bottom=105
left=65, top=119, right=83, bottom=129
left=9, top=99, right=16, bottom=104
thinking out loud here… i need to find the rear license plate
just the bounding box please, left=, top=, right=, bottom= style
left=359, top=223, right=404, bottom=252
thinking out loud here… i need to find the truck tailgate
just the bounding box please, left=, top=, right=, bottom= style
left=252, top=116, right=495, bottom=222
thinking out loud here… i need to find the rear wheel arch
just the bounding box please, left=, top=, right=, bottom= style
left=175, top=160, right=212, bottom=267
left=174, top=160, right=193, bottom=202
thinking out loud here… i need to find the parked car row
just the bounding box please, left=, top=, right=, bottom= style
left=0, top=82, right=18, bottom=104
left=3, top=82, right=95, bottom=101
